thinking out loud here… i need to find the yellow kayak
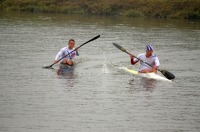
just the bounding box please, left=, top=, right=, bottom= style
left=121, top=67, right=172, bottom=83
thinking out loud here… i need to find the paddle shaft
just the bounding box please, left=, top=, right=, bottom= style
left=49, top=35, right=100, bottom=68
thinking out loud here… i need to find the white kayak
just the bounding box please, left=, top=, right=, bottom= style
left=121, top=67, right=172, bottom=83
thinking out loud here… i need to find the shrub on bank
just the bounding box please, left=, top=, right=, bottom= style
left=0, top=0, right=200, bottom=19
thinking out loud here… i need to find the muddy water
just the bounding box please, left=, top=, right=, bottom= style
left=0, top=12, right=200, bottom=132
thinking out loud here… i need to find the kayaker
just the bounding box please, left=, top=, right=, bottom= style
left=54, top=39, right=79, bottom=66
left=130, top=45, right=160, bottom=73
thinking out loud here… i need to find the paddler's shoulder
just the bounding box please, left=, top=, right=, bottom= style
left=152, top=54, right=157, bottom=57
left=60, top=47, right=68, bottom=51
left=138, top=53, right=146, bottom=56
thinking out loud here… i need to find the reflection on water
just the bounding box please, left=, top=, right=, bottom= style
left=57, top=71, right=75, bottom=79
left=128, top=78, right=157, bottom=92
left=140, top=78, right=157, bottom=92
left=58, top=72, right=76, bottom=87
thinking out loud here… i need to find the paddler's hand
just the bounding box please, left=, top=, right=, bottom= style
left=140, top=69, right=151, bottom=73
left=54, top=60, right=58, bottom=64
left=130, top=54, right=134, bottom=59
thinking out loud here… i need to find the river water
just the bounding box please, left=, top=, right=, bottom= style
left=0, top=12, right=200, bottom=132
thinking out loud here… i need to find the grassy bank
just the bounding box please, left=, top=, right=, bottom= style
left=1, top=0, right=200, bottom=19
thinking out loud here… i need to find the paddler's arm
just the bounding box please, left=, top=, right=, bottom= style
left=152, top=65, right=158, bottom=73
left=130, top=54, right=139, bottom=65
left=75, top=47, right=79, bottom=56
left=152, top=56, right=160, bottom=73
left=54, top=49, right=63, bottom=64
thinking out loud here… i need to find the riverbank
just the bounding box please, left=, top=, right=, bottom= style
left=1, top=0, right=200, bottom=19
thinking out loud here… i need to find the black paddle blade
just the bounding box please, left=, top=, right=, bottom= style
left=160, top=70, right=175, bottom=80
left=43, top=64, right=53, bottom=69
left=92, top=35, right=100, bottom=41
left=113, top=43, right=126, bottom=52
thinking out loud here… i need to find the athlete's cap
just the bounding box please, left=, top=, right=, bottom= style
left=146, top=45, right=153, bottom=51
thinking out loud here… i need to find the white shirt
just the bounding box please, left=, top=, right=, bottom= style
left=55, top=47, right=79, bottom=62
left=134, top=53, right=160, bottom=71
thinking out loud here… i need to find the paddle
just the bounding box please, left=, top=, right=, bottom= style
left=43, top=35, right=100, bottom=69
left=113, top=43, right=175, bottom=80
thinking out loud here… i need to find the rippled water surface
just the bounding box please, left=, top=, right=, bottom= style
left=0, top=12, right=200, bottom=132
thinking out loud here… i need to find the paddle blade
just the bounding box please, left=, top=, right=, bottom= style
left=113, top=43, right=126, bottom=52
left=43, top=64, right=53, bottom=69
left=160, top=70, right=175, bottom=80
left=91, top=35, right=100, bottom=42
left=79, top=35, right=100, bottom=48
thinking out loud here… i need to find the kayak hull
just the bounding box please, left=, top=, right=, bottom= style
left=57, top=64, right=74, bottom=75
left=121, top=67, right=172, bottom=83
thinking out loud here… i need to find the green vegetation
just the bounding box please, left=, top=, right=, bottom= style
left=0, top=0, right=200, bottom=19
